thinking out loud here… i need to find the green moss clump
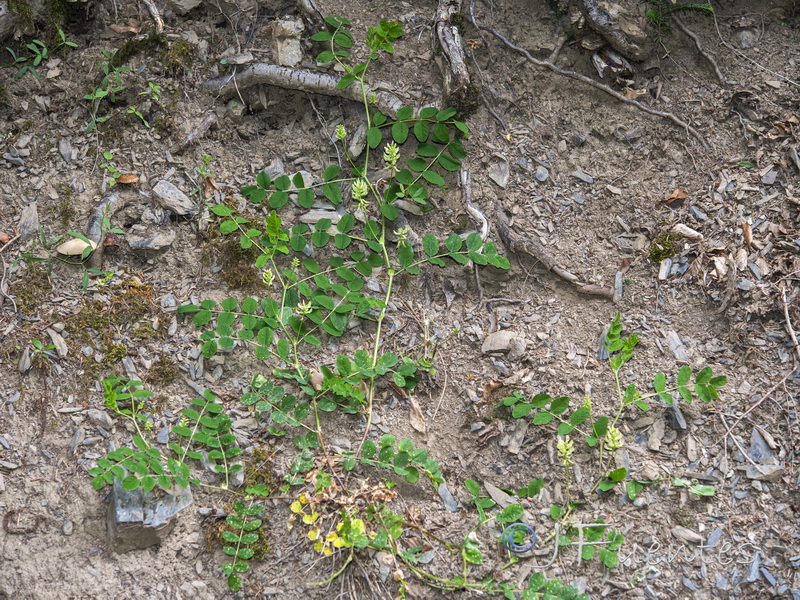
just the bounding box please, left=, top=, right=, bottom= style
left=13, top=263, right=52, bottom=315
left=648, top=232, right=681, bottom=263
left=102, top=343, right=127, bottom=365
left=160, top=39, right=197, bottom=75
left=149, top=355, right=180, bottom=385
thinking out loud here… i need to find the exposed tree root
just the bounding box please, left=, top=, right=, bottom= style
left=203, top=63, right=405, bottom=117
left=468, top=1, right=708, bottom=147
left=673, top=16, right=725, bottom=84
left=495, top=209, right=614, bottom=300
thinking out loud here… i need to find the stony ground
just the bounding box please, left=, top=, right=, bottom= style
left=0, top=0, right=799, bottom=599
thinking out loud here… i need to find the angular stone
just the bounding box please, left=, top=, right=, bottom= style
left=745, top=463, right=784, bottom=482
left=108, top=479, right=193, bottom=553
left=19, top=202, right=39, bottom=241
left=45, top=328, right=68, bottom=358
left=273, top=19, right=304, bottom=67
left=152, top=181, right=195, bottom=215
left=663, top=330, right=690, bottom=363
left=126, top=224, right=176, bottom=250
left=166, top=0, right=203, bottom=15
left=481, top=330, right=517, bottom=354
left=87, top=409, right=114, bottom=430
left=437, top=482, right=459, bottom=512
left=488, top=160, right=510, bottom=188
left=671, top=525, right=703, bottom=545
left=571, top=170, right=594, bottom=184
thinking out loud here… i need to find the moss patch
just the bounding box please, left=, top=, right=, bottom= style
left=148, top=355, right=180, bottom=386
left=13, top=263, right=52, bottom=315
left=648, top=232, right=681, bottom=263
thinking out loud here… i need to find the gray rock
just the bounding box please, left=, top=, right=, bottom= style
left=87, top=409, right=114, bottom=430
left=58, top=139, right=73, bottom=162
left=737, top=279, right=755, bottom=291
left=62, top=519, right=74, bottom=536
left=746, top=550, right=761, bottom=582
left=663, top=330, right=690, bottom=363
left=347, top=124, right=368, bottom=160
left=19, top=202, right=39, bottom=241
left=714, top=574, right=729, bottom=590
left=748, top=428, right=774, bottom=461
left=671, top=526, right=703, bottom=545
left=157, top=427, right=170, bottom=445
left=2, top=152, right=24, bottom=167
left=481, top=330, right=517, bottom=354
left=705, top=528, right=723, bottom=549
left=126, top=224, right=176, bottom=250
left=273, top=19, right=304, bottom=67
left=165, top=0, right=203, bottom=15
left=736, top=29, right=757, bottom=48
left=571, top=170, right=594, bottom=184
left=688, top=206, right=707, bottom=221
left=665, top=404, right=687, bottom=431
left=18, top=348, right=31, bottom=373
left=108, top=478, right=193, bottom=553
left=682, top=576, right=697, bottom=591
left=534, top=165, right=549, bottom=182
left=437, top=482, right=459, bottom=512
left=45, top=328, right=68, bottom=358
left=488, top=160, right=510, bottom=188
left=658, top=258, right=672, bottom=280
left=745, top=463, right=784, bottom=481
left=152, top=181, right=195, bottom=215
left=69, top=426, right=85, bottom=453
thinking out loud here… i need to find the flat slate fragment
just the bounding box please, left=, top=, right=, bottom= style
left=108, top=479, right=193, bottom=553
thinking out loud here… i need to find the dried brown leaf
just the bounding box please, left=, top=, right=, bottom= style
left=409, top=395, right=427, bottom=434
left=742, top=221, right=752, bottom=248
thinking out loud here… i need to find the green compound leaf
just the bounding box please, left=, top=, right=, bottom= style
left=122, top=475, right=140, bottom=491
left=695, top=366, right=713, bottom=385
left=367, top=127, right=382, bottom=149
left=422, top=233, right=439, bottom=257
left=396, top=106, right=414, bottom=120
left=227, top=573, right=241, bottom=592
left=654, top=372, right=666, bottom=392
left=391, top=122, right=409, bottom=144
left=413, top=120, right=429, bottom=142
left=422, top=170, right=445, bottom=186
left=677, top=365, right=692, bottom=386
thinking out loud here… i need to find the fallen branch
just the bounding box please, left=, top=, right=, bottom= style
left=495, top=209, right=614, bottom=300
left=468, top=1, right=707, bottom=147
left=203, top=63, right=404, bottom=117
left=673, top=16, right=725, bottom=85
